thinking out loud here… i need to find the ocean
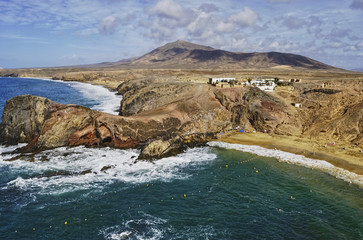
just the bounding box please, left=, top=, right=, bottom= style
left=0, top=77, right=362, bottom=239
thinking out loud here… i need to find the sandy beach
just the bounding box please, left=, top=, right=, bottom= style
left=218, top=132, right=363, bottom=175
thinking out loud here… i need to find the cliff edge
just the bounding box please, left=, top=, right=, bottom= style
left=1, top=76, right=361, bottom=159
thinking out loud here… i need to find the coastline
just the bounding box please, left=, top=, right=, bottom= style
left=214, top=132, right=363, bottom=187
left=1, top=76, right=122, bottom=115
left=2, top=77, right=362, bottom=186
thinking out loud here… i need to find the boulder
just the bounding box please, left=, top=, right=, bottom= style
left=0, top=95, right=52, bottom=144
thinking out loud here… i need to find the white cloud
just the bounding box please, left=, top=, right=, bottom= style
left=330, top=41, right=344, bottom=48
left=0, top=33, right=48, bottom=44
left=144, top=20, right=177, bottom=41
left=76, top=28, right=98, bottom=36
left=231, top=34, right=249, bottom=50
left=357, top=41, right=363, bottom=48
left=187, top=12, right=213, bottom=37
left=0, top=0, right=361, bottom=70
left=147, top=0, right=195, bottom=27
left=216, top=21, right=235, bottom=33
left=60, top=53, right=85, bottom=63
left=98, top=16, right=119, bottom=35
left=229, top=7, right=259, bottom=28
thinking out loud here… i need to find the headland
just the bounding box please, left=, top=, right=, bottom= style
left=0, top=40, right=362, bottom=180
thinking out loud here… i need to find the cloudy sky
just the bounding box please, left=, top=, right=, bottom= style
left=0, top=0, right=362, bottom=70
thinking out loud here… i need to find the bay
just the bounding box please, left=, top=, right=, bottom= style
left=0, top=77, right=362, bottom=239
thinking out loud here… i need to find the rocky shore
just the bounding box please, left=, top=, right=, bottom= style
left=0, top=70, right=362, bottom=166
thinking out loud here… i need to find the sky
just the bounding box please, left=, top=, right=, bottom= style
left=0, top=0, right=362, bottom=70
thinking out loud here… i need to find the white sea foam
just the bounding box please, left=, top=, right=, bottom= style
left=100, top=213, right=167, bottom=240
left=208, top=141, right=363, bottom=187
left=69, top=81, right=122, bottom=115
left=0, top=146, right=216, bottom=195
left=0, top=144, right=27, bottom=161
left=21, top=77, right=123, bottom=115
left=101, top=213, right=219, bottom=240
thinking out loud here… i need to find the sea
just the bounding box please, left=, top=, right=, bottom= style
left=0, top=77, right=362, bottom=240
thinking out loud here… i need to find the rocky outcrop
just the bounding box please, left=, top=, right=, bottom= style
left=213, top=87, right=302, bottom=135
left=0, top=95, right=186, bottom=157
left=2, top=77, right=361, bottom=159
left=0, top=95, right=53, bottom=145
left=0, top=93, right=227, bottom=159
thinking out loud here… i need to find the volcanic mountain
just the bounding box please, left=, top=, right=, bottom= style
left=103, top=40, right=340, bottom=70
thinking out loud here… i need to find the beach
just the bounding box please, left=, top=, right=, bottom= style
left=1, top=77, right=363, bottom=239
left=219, top=132, right=363, bottom=175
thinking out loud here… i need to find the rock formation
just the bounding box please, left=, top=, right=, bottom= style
left=1, top=75, right=362, bottom=159
left=0, top=91, right=229, bottom=159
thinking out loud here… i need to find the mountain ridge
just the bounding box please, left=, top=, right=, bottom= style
left=95, top=40, right=341, bottom=71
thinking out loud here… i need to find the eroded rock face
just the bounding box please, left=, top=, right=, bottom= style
left=2, top=78, right=361, bottom=159
left=0, top=94, right=218, bottom=159
left=214, top=87, right=302, bottom=135
left=0, top=95, right=53, bottom=144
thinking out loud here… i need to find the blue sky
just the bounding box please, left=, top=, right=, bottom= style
left=0, top=0, right=362, bottom=69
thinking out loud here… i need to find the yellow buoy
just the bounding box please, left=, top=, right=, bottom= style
left=256, top=170, right=259, bottom=173
left=184, top=194, right=187, bottom=198
left=65, top=221, right=68, bottom=225
left=226, top=164, right=229, bottom=168
left=146, top=184, right=149, bottom=187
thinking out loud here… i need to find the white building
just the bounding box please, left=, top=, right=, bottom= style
left=250, top=79, right=275, bottom=92
left=209, top=78, right=236, bottom=84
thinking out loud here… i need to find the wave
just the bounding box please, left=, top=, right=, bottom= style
left=0, top=146, right=216, bottom=195
left=22, top=77, right=123, bottom=115
left=69, top=81, right=122, bottom=115
left=207, top=141, right=363, bottom=187
left=100, top=212, right=218, bottom=240
left=100, top=213, right=167, bottom=240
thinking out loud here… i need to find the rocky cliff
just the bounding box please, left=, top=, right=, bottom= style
left=1, top=76, right=362, bottom=159
left=0, top=92, right=229, bottom=159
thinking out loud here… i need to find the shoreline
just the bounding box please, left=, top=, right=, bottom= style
left=2, top=76, right=362, bottom=186
left=215, top=132, right=363, bottom=186
left=1, top=76, right=122, bottom=115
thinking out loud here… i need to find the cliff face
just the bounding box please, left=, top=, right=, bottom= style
left=0, top=95, right=189, bottom=157
left=0, top=92, right=230, bottom=159
left=0, top=95, right=53, bottom=145
left=213, top=87, right=302, bottom=136
left=1, top=76, right=361, bottom=159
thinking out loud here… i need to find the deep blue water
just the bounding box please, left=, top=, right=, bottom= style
left=0, top=78, right=362, bottom=239
left=0, top=77, right=122, bottom=119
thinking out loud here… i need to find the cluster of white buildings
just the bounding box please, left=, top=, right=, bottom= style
left=208, top=78, right=236, bottom=84
left=208, top=77, right=278, bottom=92
left=249, top=79, right=276, bottom=92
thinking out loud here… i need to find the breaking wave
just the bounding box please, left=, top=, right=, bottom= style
left=28, top=77, right=123, bottom=115
left=100, top=212, right=219, bottom=240
left=69, top=81, right=122, bottom=115
left=100, top=213, right=167, bottom=240
left=0, top=146, right=216, bottom=195
left=208, top=141, right=363, bottom=187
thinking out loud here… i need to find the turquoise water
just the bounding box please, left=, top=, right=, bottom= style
left=0, top=78, right=362, bottom=239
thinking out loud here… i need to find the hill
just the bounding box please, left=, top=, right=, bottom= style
left=100, top=40, right=341, bottom=71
